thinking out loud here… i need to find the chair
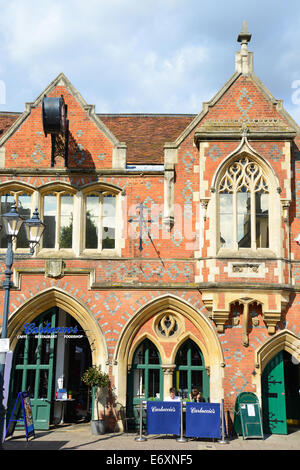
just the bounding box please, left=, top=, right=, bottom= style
left=113, top=404, right=136, bottom=434
left=120, top=405, right=137, bottom=434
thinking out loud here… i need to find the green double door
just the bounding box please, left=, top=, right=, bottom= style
left=9, top=309, right=57, bottom=430
left=127, top=338, right=209, bottom=429
left=262, top=351, right=287, bottom=435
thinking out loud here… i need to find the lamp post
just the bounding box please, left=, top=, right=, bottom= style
left=0, top=201, right=45, bottom=448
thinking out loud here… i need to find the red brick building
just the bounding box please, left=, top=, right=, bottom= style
left=1, top=23, right=300, bottom=434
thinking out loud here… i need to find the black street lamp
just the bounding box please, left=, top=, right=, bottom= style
left=0, top=201, right=45, bottom=448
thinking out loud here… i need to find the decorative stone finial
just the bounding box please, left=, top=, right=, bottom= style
left=237, top=20, right=252, bottom=45
left=235, top=20, right=253, bottom=74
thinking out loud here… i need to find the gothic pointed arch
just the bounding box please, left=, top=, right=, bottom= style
left=207, top=135, right=283, bottom=256
left=211, top=134, right=280, bottom=192
left=113, top=294, right=224, bottom=405
left=255, top=328, right=300, bottom=373
left=7, top=287, right=107, bottom=368
left=253, top=329, right=300, bottom=402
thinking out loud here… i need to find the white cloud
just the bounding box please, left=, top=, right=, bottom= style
left=0, top=0, right=300, bottom=115
left=0, top=1, right=66, bottom=62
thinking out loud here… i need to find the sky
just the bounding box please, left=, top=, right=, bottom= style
left=1, top=0, right=300, bottom=123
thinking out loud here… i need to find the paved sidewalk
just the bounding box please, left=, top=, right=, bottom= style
left=2, top=422, right=300, bottom=451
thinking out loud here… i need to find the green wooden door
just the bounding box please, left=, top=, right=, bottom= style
left=262, top=350, right=287, bottom=435
left=9, top=308, right=57, bottom=430
left=174, top=339, right=209, bottom=401
left=128, top=340, right=163, bottom=429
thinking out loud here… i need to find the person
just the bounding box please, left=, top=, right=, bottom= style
left=164, top=387, right=181, bottom=401
left=194, top=392, right=206, bottom=402
left=189, top=388, right=198, bottom=401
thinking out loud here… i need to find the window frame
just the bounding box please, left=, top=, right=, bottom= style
left=218, top=156, right=269, bottom=251
left=40, top=187, right=76, bottom=252
left=174, top=339, right=209, bottom=400
left=0, top=186, right=35, bottom=254
left=212, top=151, right=280, bottom=257
left=82, top=186, right=119, bottom=255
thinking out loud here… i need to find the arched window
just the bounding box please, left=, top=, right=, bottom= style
left=131, top=339, right=162, bottom=400
left=84, top=191, right=116, bottom=250
left=218, top=156, right=269, bottom=250
left=126, top=339, right=163, bottom=430
left=174, top=339, right=209, bottom=401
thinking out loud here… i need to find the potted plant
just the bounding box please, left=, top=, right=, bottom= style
left=81, top=365, right=110, bottom=435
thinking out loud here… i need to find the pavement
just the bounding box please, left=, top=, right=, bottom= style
left=2, top=422, right=300, bottom=453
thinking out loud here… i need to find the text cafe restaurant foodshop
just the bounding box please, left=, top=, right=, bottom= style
left=1, top=23, right=300, bottom=435
left=10, top=317, right=92, bottom=428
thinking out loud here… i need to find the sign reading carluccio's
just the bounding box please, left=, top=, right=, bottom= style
left=17, top=322, right=84, bottom=340
left=185, top=402, right=221, bottom=438
left=147, top=401, right=181, bottom=435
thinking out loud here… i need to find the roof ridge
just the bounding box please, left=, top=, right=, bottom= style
left=98, top=113, right=196, bottom=117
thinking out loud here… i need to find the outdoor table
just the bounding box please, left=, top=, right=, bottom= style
left=55, top=399, right=75, bottom=425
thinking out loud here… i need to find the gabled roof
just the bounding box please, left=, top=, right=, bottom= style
left=0, top=73, right=124, bottom=150
left=1, top=25, right=300, bottom=167
left=166, top=23, right=300, bottom=148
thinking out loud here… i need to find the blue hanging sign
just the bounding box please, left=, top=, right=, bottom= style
left=185, top=402, right=221, bottom=438
left=5, top=392, right=35, bottom=442
left=146, top=401, right=181, bottom=435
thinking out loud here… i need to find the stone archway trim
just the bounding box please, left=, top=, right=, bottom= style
left=253, top=328, right=300, bottom=403
left=113, top=294, right=224, bottom=406
left=255, top=328, right=300, bottom=374
left=7, top=287, right=108, bottom=369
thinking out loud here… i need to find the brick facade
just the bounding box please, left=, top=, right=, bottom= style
left=1, top=26, right=300, bottom=433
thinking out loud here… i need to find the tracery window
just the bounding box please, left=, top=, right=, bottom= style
left=219, top=156, right=269, bottom=250
left=84, top=192, right=116, bottom=250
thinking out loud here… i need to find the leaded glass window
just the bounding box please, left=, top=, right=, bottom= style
left=219, top=156, right=269, bottom=250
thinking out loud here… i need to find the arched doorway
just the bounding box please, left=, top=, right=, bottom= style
left=8, top=307, right=92, bottom=429
left=174, top=339, right=209, bottom=401
left=115, top=295, right=224, bottom=408
left=262, top=350, right=300, bottom=434
left=255, top=329, right=300, bottom=435
left=127, top=339, right=163, bottom=429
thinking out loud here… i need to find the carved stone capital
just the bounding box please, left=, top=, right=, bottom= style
left=161, top=364, right=176, bottom=375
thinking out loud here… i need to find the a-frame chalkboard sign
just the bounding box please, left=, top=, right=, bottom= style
left=5, top=392, right=35, bottom=442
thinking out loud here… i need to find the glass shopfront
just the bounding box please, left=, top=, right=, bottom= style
left=8, top=307, right=92, bottom=429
